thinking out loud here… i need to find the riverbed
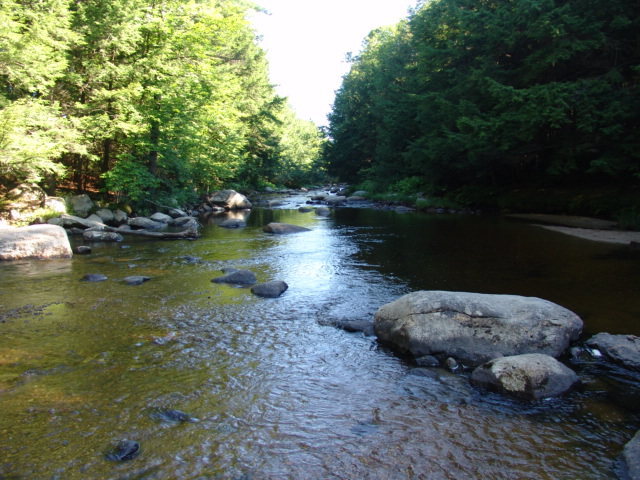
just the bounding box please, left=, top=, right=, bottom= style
left=1, top=205, right=639, bottom=479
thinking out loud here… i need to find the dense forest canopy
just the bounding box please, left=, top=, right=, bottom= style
left=325, top=0, right=639, bottom=216
left=0, top=0, right=326, bottom=209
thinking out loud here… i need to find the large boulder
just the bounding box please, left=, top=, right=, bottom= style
left=374, top=291, right=583, bottom=366
left=470, top=353, right=579, bottom=400
left=0, top=224, right=72, bottom=260
left=585, top=333, right=640, bottom=371
left=623, top=430, right=640, bottom=480
left=69, top=194, right=94, bottom=217
left=204, top=190, right=252, bottom=210
left=263, top=222, right=311, bottom=234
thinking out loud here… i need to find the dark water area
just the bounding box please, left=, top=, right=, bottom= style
left=1, top=206, right=639, bottom=479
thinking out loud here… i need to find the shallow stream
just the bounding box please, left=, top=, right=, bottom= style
left=1, top=204, right=639, bottom=479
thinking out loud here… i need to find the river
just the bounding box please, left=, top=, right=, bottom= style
left=1, top=202, right=639, bottom=479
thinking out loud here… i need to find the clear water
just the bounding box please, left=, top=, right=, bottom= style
left=1, top=205, right=639, bottom=479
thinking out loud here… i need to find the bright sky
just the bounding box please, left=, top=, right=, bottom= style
left=251, top=0, right=418, bottom=126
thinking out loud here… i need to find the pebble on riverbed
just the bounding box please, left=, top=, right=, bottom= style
left=105, top=439, right=140, bottom=462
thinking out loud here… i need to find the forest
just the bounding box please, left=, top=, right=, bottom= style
left=325, top=0, right=640, bottom=220
left=0, top=0, right=325, bottom=211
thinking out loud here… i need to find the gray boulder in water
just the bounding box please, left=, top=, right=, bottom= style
left=471, top=353, right=579, bottom=400
left=251, top=280, right=288, bottom=298
left=211, top=269, right=257, bottom=286
left=585, top=333, right=640, bottom=372
left=374, top=290, right=583, bottom=366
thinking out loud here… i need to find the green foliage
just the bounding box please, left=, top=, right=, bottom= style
left=325, top=0, right=640, bottom=214
left=1, top=0, right=324, bottom=209
left=102, top=156, right=160, bottom=203
left=0, top=99, right=84, bottom=183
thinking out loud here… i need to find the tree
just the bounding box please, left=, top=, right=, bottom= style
left=0, top=0, right=83, bottom=186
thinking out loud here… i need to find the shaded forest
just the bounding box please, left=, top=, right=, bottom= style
left=0, top=0, right=325, bottom=209
left=325, top=0, right=639, bottom=220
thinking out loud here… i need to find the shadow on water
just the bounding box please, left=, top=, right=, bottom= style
left=0, top=207, right=639, bottom=479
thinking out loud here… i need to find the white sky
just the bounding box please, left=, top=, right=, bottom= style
left=250, top=0, right=418, bottom=126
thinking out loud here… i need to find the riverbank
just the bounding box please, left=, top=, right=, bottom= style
left=507, top=213, right=640, bottom=245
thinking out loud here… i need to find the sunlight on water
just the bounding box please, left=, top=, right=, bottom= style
left=1, top=206, right=639, bottom=479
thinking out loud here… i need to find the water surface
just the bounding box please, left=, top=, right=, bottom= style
left=1, top=206, right=639, bottom=479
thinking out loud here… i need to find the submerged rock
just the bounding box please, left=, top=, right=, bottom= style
left=251, top=280, right=288, bottom=298
left=212, top=269, right=257, bottom=286
left=585, top=333, right=640, bottom=372
left=0, top=224, right=73, bottom=260
left=81, top=273, right=107, bottom=282
left=123, top=275, right=151, bottom=286
left=105, top=439, right=140, bottom=462
left=218, top=218, right=247, bottom=229
left=374, top=290, right=583, bottom=366
left=263, top=222, right=311, bottom=234
left=150, top=408, right=199, bottom=423
left=317, top=317, right=374, bottom=336
left=471, top=353, right=579, bottom=400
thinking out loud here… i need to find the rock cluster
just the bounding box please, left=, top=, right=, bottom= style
left=374, top=290, right=584, bottom=401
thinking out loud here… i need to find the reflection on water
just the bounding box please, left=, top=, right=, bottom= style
left=0, top=208, right=639, bottom=479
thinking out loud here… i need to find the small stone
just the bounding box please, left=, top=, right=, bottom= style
left=75, top=245, right=92, bottom=254
left=445, top=357, right=459, bottom=371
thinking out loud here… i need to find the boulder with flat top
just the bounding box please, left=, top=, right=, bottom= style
left=374, top=290, right=583, bottom=366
